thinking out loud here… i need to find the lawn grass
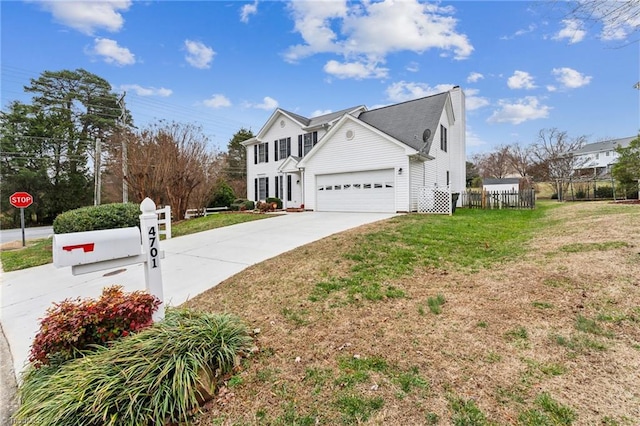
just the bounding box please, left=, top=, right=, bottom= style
left=0, top=212, right=274, bottom=272
left=184, top=201, right=640, bottom=425
left=170, top=212, right=274, bottom=237
left=0, top=238, right=53, bottom=272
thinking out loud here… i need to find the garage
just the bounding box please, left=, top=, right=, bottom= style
left=316, top=169, right=395, bottom=213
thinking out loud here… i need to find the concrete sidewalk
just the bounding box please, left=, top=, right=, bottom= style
left=0, top=212, right=396, bottom=380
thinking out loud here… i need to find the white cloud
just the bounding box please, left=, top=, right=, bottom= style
left=406, top=62, right=419, bottom=72
left=385, top=81, right=455, bottom=103
left=91, top=38, right=135, bottom=66
left=311, top=109, right=332, bottom=117
left=553, top=19, right=586, bottom=44
left=488, top=96, right=550, bottom=125
left=284, top=0, right=473, bottom=77
left=466, top=128, right=487, bottom=148
left=467, top=72, right=484, bottom=83
left=592, top=3, right=640, bottom=41
left=507, top=70, right=536, bottom=90
left=501, top=24, right=536, bottom=40
left=464, top=88, right=490, bottom=111
left=240, top=1, right=258, bottom=23
left=119, top=84, right=172, bottom=97
left=324, top=59, right=388, bottom=79
left=203, top=94, right=231, bottom=108
left=552, top=67, right=592, bottom=89
left=184, top=40, right=215, bottom=69
left=35, top=0, right=131, bottom=35
left=249, top=96, right=278, bottom=110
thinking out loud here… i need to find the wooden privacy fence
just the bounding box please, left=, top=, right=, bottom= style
left=460, top=189, right=535, bottom=209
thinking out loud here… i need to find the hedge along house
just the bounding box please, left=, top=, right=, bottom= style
left=242, top=86, right=466, bottom=213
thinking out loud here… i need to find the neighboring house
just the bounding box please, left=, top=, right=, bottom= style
left=571, top=136, right=636, bottom=177
left=241, top=86, right=466, bottom=213
left=482, top=178, right=520, bottom=192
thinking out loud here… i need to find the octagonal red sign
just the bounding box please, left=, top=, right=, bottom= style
left=9, top=192, right=33, bottom=208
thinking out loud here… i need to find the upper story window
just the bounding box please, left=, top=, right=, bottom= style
left=298, top=131, right=318, bottom=157
left=440, top=125, right=448, bottom=152
left=275, top=137, right=291, bottom=161
left=254, top=142, right=268, bottom=164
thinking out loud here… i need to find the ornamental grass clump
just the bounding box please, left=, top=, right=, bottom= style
left=15, top=309, right=253, bottom=426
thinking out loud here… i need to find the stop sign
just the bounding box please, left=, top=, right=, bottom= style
left=9, top=192, right=33, bottom=208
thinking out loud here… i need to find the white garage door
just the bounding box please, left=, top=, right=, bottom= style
left=316, top=169, right=395, bottom=213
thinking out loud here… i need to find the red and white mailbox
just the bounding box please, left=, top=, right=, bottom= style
left=53, top=227, right=142, bottom=268
left=52, top=198, right=166, bottom=321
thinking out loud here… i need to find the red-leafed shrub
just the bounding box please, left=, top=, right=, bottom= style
left=29, top=285, right=161, bottom=367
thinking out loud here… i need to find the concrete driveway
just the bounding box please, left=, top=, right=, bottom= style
left=0, top=212, right=396, bottom=379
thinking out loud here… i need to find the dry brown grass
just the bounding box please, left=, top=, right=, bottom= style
left=184, top=202, right=640, bottom=425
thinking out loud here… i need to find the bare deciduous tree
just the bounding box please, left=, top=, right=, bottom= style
left=119, top=121, right=218, bottom=220
left=473, top=145, right=512, bottom=178
left=556, top=0, right=640, bottom=41
left=530, top=128, right=587, bottom=199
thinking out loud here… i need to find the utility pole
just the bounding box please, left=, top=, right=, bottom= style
left=94, top=137, right=102, bottom=205
left=118, top=92, right=129, bottom=203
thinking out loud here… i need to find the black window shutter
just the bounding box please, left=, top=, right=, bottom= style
left=254, top=145, right=257, bottom=164
left=254, top=178, right=258, bottom=201
left=313, top=131, right=318, bottom=146
left=265, top=143, right=269, bottom=163
left=266, top=177, right=270, bottom=197
left=287, top=137, right=291, bottom=157
left=274, top=140, right=279, bottom=161
left=287, top=175, right=292, bottom=202
left=275, top=176, right=279, bottom=198
left=298, top=135, right=302, bottom=157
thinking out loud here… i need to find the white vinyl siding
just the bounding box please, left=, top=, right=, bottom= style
left=302, top=120, right=409, bottom=211
left=409, top=158, right=424, bottom=211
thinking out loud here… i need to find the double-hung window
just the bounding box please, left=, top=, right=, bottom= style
left=255, top=177, right=268, bottom=200
left=298, top=131, right=318, bottom=157
left=276, top=137, right=291, bottom=161
left=254, top=143, right=268, bottom=164
left=440, top=125, right=448, bottom=152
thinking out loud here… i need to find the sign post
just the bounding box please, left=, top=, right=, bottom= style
left=139, top=197, right=165, bottom=321
left=9, top=192, right=33, bottom=247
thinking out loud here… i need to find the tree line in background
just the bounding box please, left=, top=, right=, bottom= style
left=468, top=129, right=640, bottom=199
left=1, top=68, right=253, bottom=227
left=2, top=69, right=639, bottom=227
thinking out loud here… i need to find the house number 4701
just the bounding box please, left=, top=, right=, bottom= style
left=148, top=226, right=159, bottom=268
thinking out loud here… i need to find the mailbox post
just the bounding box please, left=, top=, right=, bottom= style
left=52, top=197, right=166, bottom=322
left=139, top=198, right=165, bottom=321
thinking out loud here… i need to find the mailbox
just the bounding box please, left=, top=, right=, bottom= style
left=53, top=227, right=142, bottom=268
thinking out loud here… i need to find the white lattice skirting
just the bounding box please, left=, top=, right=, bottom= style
left=418, top=186, right=452, bottom=215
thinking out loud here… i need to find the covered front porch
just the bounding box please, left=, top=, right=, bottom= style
left=278, top=156, right=304, bottom=209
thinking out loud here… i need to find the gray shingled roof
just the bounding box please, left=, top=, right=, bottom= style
left=357, top=92, right=449, bottom=152
left=572, top=136, right=635, bottom=155
left=279, top=106, right=365, bottom=129
left=483, top=178, right=520, bottom=185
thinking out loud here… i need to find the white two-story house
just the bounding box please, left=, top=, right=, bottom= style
left=242, top=86, right=466, bottom=213
left=571, top=136, right=636, bottom=177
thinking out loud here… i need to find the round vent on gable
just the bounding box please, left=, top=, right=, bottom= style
left=280, top=120, right=285, bottom=128
left=422, top=128, right=432, bottom=142
left=346, top=129, right=354, bottom=140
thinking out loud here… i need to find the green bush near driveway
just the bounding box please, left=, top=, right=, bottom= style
left=15, top=309, right=253, bottom=426
left=53, top=203, right=140, bottom=234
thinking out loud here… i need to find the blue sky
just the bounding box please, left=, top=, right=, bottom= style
left=1, top=0, right=638, bottom=156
